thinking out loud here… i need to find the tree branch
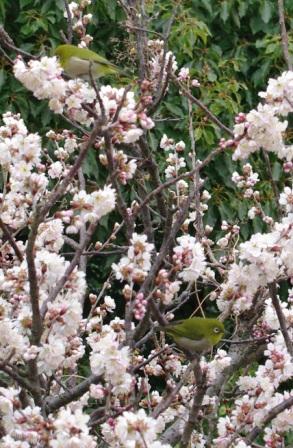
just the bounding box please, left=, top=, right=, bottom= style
left=269, top=282, right=293, bottom=357
left=180, top=359, right=207, bottom=447
left=152, top=360, right=196, bottom=418
left=171, top=74, right=234, bottom=137
left=246, top=395, right=293, bottom=442
left=0, top=218, right=23, bottom=262
left=63, top=0, right=73, bottom=44
left=40, top=221, right=97, bottom=317
left=277, top=0, right=292, bottom=71
left=45, top=374, right=102, bottom=413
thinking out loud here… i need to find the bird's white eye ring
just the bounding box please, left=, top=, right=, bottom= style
left=213, top=327, right=220, bottom=334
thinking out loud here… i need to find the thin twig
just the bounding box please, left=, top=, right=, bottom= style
left=112, top=85, right=133, bottom=123
left=262, top=150, right=282, bottom=219
left=0, top=45, right=14, bottom=65
left=138, top=136, right=167, bottom=218
left=40, top=221, right=98, bottom=317
left=26, top=210, right=43, bottom=346
left=45, top=374, right=102, bottom=413
left=222, top=332, right=277, bottom=345
left=172, top=74, right=234, bottom=137
left=0, top=218, right=23, bottom=261
left=180, top=360, right=207, bottom=447
left=0, top=364, right=39, bottom=396
left=269, top=282, right=293, bottom=357
left=0, top=26, right=36, bottom=59
left=277, top=0, right=292, bottom=70
left=153, top=5, right=179, bottom=104
left=104, top=130, right=134, bottom=240
left=133, top=146, right=224, bottom=218
left=63, top=0, right=73, bottom=44
left=152, top=361, right=195, bottom=418
left=132, top=345, right=173, bottom=372
left=88, top=64, right=106, bottom=121
left=125, top=24, right=164, bottom=38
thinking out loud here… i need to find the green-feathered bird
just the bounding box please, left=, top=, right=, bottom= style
left=159, top=317, right=225, bottom=354
left=54, top=44, right=122, bottom=79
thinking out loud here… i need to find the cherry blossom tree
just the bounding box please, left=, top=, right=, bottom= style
left=0, top=1, right=292, bottom=447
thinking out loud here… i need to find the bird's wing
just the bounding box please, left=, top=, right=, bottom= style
left=77, top=47, right=118, bottom=68
left=165, top=319, right=205, bottom=340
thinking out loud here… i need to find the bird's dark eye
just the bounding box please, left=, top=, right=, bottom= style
left=213, top=327, right=220, bottom=334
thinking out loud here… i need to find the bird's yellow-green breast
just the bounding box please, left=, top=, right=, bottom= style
left=160, top=317, right=225, bottom=354
left=54, top=44, right=120, bottom=79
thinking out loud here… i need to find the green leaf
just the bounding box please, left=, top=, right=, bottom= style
left=238, top=201, right=247, bottom=220
left=219, top=202, right=234, bottom=221
left=205, top=204, right=218, bottom=226
left=202, top=128, right=215, bottom=145
left=250, top=16, right=265, bottom=34
left=194, top=127, right=203, bottom=141
left=41, top=107, right=51, bottom=127
left=238, top=3, right=248, bottom=18
left=220, top=1, right=229, bottom=23
left=272, top=161, right=282, bottom=181
left=207, top=70, right=217, bottom=82
left=260, top=1, right=272, bottom=24
left=232, top=10, right=240, bottom=28
left=200, top=0, right=213, bottom=15
left=0, top=69, right=6, bottom=90
left=19, top=0, right=32, bottom=7
left=83, top=149, right=99, bottom=179
left=253, top=216, right=265, bottom=233
left=165, top=102, right=184, bottom=117
left=100, top=0, right=116, bottom=20
left=251, top=59, right=271, bottom=86
left=240, top=223, right=250, bottom=241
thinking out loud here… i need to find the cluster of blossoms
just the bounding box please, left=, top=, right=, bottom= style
left=153, top=269, right=181, bottom=306
left=68, top=184, right=116, bottom=230
left=14, top=57, right=154, bottom=143
left=102, top=409, right=171, bottom=448
left=133, top=292, right=148, bottom=320
left=112, top=233, right=154, bottom=283
left=177, top=66, right=201, bottom=87
left=160, top=134, right=186, bottom=179
left=46, top=129, right=80, bottom=161
left=0, top=389, right=97, bottom=447
left=182, top=190, right=211, bottom=231
left=147, top=39, right=178, bottom=88
left=0, top=112, right=46, bottom=229
left=64, top=0, right=93, bottom=47
left=232, top=106, right=288, bottom=161
left=279, top=186, right=293, bottom=214
left=99, top=149, right=137, bottom=184
left=258, top=70, right=293, bottom=116
left=233, top=71, right=293, bottom=162
left=215, top=304, right=293, bottom=447
left=203, top=349, right=231, bottom=383
left=217, top=220, right=240, bottom=252
left=231, top=163, right=259, bottom=198
left=173, top=235, right=207, bottom=283
left=232, top=163, right=275, bottom=224
left=0, top=218, right=86, bottom=373
left=218, top=211, right=293, bottom=314
left=54, top=187, right=116, bottom=234
left=88, top=323, right=133, bottom=396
